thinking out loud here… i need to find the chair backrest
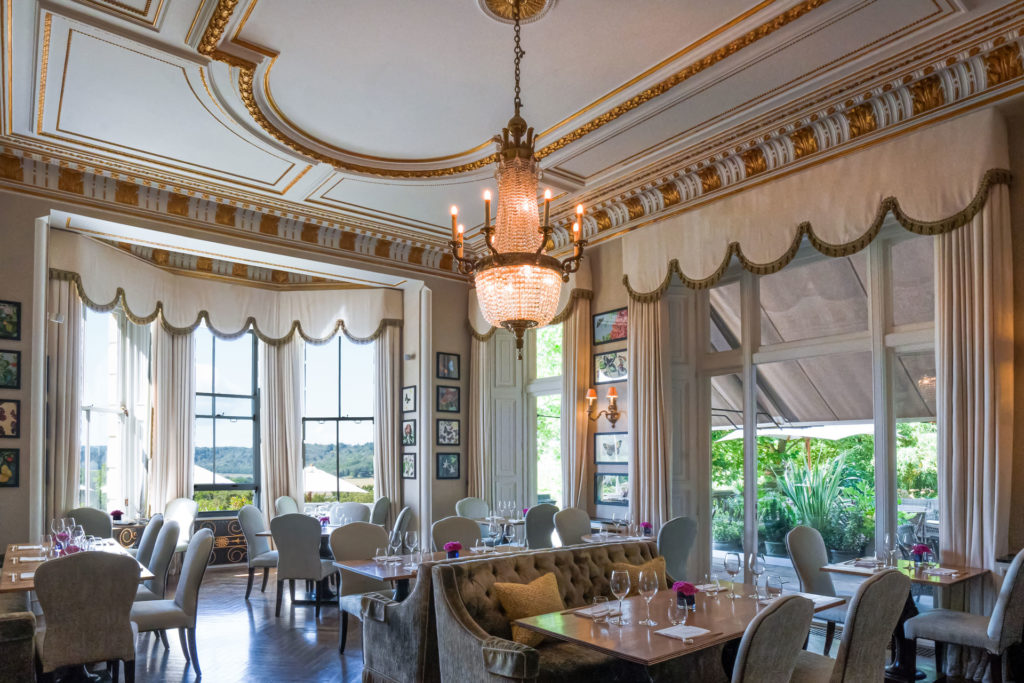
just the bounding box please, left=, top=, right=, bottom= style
left=786, top=525, right=837, bottom=597
left=525, top=504, right=557, bottom=549
left=989, top=547, right=1024, bottom=651
left=134, top=514, right=163, bottom=568
left=370, top=496, right=390, bottom=525
left=330, top=522, right=391, bottom=597
left=144, top=520, right=180, bottom=598
left=658, top=516, right=698, bottom=582
left=271, top=513, right=324, bottom=580
left=237, top=504, right=272, bottom=561
left=67, top=507, right=113, bottom=538
left=331, top=501, right=370, bottom=524
left=274, top=495, right=299, bottom=517
left=831, top=569, right=910, bottom=682
left=164, top=497, right=198, bottom=550
left=553, top=507, right=591, bottom=546
left=732, top=594, right=814, bottom=683
left=173, top=528, right=215, bottom=625
left=431, top=516, right=481, bottom=551
left=454, top=497, right=489, bottom=520
left=34, top=551, right=139, bottom=672
left=390, top=506, right=412, bottom=546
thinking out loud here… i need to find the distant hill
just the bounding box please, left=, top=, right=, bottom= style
left=194, top=442, right=374, bottom=478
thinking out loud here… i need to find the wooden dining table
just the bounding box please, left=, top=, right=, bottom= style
left=1, top=541, right=155, bottom=593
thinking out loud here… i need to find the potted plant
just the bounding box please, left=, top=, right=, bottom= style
left=712, top=518, right=742, bottom=551
left=758, top=493, right=793, bottom=557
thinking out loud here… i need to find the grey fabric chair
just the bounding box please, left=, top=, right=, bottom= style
left=164, top=497, right=198, bottom=554
left=237, top=504, right=279, bottom=599
left=271, top=513, right=337, bottom=617
left=130, top=529, right=215, bottom=678
left=554, top=507, right=591, bottom=546
left=329, top=522, right=393, bottom=653
left=135, top=520, right=180, bottom=602
left=525, top=503, right=557, bottom=549
left=658, top=516, right=698, bottom=582
left=786, top=525, right=848, bottom=654
left=35, top=551, right=139, bottom=682
left=370, top=496, right=389, bottom=526
left=130, top=514, right=163, bottom=566
left=732, top=594, right=814, bottom=683
left=905, top=548, right=1024, bottom=683
left=331, top=501, right=370, bottom=524
left=454, top=496, right=489, bottom=519
left=274, top=495, right=299, bottom=517
left=67, top=506, right=113, bottom=538
left=791, top=569, right=910, bottom=683
left=431, top=515, right=482, bottom=551
left=390, top=506, right=412, bottom=546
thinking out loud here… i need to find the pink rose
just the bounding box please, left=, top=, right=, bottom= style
left=672, top=581, right=698, bottom=596
left=443, top=542, right=462, bottom=552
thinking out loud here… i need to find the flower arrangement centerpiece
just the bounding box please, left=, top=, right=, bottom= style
left=640, top=522, right=653, bottom=537
left=110, top=509, right=124, bottom=521
left=673, top=581, right=699, bottom=610
left=911, top=544, right=930, bottom=565
left=444, top=542, right=462, bottom=559
left=318, top=516, right=330, bottom=527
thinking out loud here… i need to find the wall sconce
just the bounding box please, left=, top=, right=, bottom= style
left=586, top=386, right=620, bottom=428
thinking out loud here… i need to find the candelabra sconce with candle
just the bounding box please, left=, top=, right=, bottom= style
left=586, top=386, right=620, bottom=428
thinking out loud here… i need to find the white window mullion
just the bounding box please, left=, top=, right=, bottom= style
left=740, top=270, right=759, bottom=581
left=869, top=238, right=897, bottom=556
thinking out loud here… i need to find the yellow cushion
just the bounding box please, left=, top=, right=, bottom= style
left=608, top=556, right=668, bottom=596
left=493, top=573, right=565, bottom=648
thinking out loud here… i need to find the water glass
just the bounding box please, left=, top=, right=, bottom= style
left=591, top=596, right=609, bottom=624
left=374, top=546, right=387, bottom=564
left=667, top=599, right=688, bottom=626
left=765, top=575, right=783, bottom=600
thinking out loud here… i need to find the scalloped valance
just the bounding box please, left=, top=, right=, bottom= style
left=49, top=230, right=403, bottom=345
left=621, top=108, right=1012, bottom=300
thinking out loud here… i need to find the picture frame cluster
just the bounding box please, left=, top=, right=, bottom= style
left=0, top=300, right=21, bottom=488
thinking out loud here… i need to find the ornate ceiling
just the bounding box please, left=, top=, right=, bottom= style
left=2, top=0, right=1023, bottom=278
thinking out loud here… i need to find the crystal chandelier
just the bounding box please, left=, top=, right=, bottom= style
left=449, top=0, right=586, bottom=359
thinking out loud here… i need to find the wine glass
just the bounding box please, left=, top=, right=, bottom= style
left=502, top=523, right=515, bottom=545
left=765, top=575, right=783, bottom=600
left=41, top=534, right=54, bottom=559
left=488, top=519, right=501, bottom=546
left=71, top=524, right=86, bottom=552
left=405, top=531, right=419, bottom=556
left=748, top=554, right=766, bottom=598
left=609, top=570, right=631, bottom=626
left=724, top=552, right=742, bottom=599
left=884, top=532, right=899, bottom=568
left=637, top=569, right=659, bottom=627
left=389, top=535, right=403, bottom=563
left=50, top=519, right=66, bottom=551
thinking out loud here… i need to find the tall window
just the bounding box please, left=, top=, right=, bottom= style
left=193, top=325, right=259, bottom=514
left=529, top=324, right=563, bottom=507
left=79, top=306, right=151, bottom=517
left=302, top=336, right=375, bottom=503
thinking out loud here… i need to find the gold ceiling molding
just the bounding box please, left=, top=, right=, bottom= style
left=74, top=0, right=164, bottom=27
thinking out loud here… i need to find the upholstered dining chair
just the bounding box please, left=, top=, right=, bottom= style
left=237, top=504, right=279, bottom=599
left=164, top=497, right=198, bottom=555
left=370, top=496, right=390, bottom=526
left=905, top=548, right=1024, bottom=683
left=130, top=529, right=215, bottom=678
left=659, top=516, right=698, bottom=582
left=454, top=496, right=489, bottom=520
left=553, top=507, right=591, bottom=546
left=135, top=520, right=180, bottom=602
left=525, top=503, right=557, bottom=549
left=129, top=514, right=163, bottom=565
left=271, top=513, right=338, bottom=617
left=732, top=594, right=814, bottom=683
left=790, top=569, right=910, bottom=683
left=390, top=506, right=412, bottom=547
left=786, top=525, right=849, bottom=654
left=67, top=506, right=113, bottom=538
left=430, top=515, right=481, bottom=551
left=274, top=495, right=300, bottom=517
left=329, top=522, right=394, bottom=653
left=331, top=501, right=370, bottom=525
left=35, top=551, right=139, bottom=682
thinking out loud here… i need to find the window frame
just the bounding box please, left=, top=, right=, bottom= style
left=526, top=324, right=564, bottom=508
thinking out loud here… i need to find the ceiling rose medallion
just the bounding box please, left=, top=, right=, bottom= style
left=479, top=0, right=555, bottom=24
left=451, top=0, right=584, bottom=359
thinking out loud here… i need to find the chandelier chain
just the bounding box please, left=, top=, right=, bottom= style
left=513, top=0, right=524, bottom=113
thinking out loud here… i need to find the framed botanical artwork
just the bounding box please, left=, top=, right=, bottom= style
left=436, top=419, right=460, bottom=446
left=594, top=349, right=628, bottom=384
left=436, top=452, right=460, bottom=480
left=0, top=349, right=20, bottom=390
left=0, top=448, right=17, bottom=487
left=436, top=386, right=460, bottom=413
left=594, top=473, right=629, bottom=507
left=402, top=386, right=417, bottom=413
left=437, top=352, right=460, bottom=380
left=593, top=307, right=627, bottom=345
left=401, top=419, right=417, bottom=446
left=0, top=301, right=20, bottom=341
left=0, top=399, right=19, bottom=439
left=402, top=452, right=417, bottom=480
left=594, top=432, right=630, bottom=464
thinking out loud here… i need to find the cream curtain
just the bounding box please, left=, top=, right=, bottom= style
left=45, top=278, right=83, bottom=522
left=626, top=298, right=671, bottom=528
left=148, top=319, right=195, bottom=515
left=467, top=335, right=491, bottom=501
left=259, top=338, right=304, bottom=522
left=373, top=324, right=402, bottom=524
left=936, top=184, right=1014, bottom=682
left=561, top=293, right=590, bottom=508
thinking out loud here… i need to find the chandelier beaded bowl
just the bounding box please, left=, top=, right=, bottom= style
left=449, top=0, right=586, bottom=359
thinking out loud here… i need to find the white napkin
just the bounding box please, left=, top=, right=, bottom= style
left=923, top=567, right=959, bottom=576
left=852, top=559, right=878, bottom=568
left=18, top=556, right=46, bottom=562
left=695, top=583, right=721, bottom=592
left=15, top=545, right=42, bottom=550
left=654, top=624, right=710, bottom=640
left=574, top=605, right=622, bottom=619
left=19, top=572, right=34, bottom=580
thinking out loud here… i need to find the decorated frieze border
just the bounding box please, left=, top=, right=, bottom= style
left=0, top=150, right=459, bottom=277
left=551, top=34, right=1024, bottom=249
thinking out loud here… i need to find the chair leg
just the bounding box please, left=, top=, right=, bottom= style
left=108, top=659, right=120, bottom=682
left=245, top=567, right=255, bottom=599
left=276, top=579, right=284, bottom=617
left=289, top=579, right=296, bottom=601
left=178, top=628, right=190, bottom=664
left=158, top=629, right=170, bottom=649
left=186, top=627, right=201, bottom=677
left=315, top=579, right=322, bottom=619
left=934, top=641, right=946, bottom=675
left=339, top=611, right=349, bottom=654
left=261, top=567, right=270, bottom=592
left=124, top=659, right=135, bottom=683
left=989, top=652, right=1003, bottom=683
left=824, top=620, right=836, bottom=656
